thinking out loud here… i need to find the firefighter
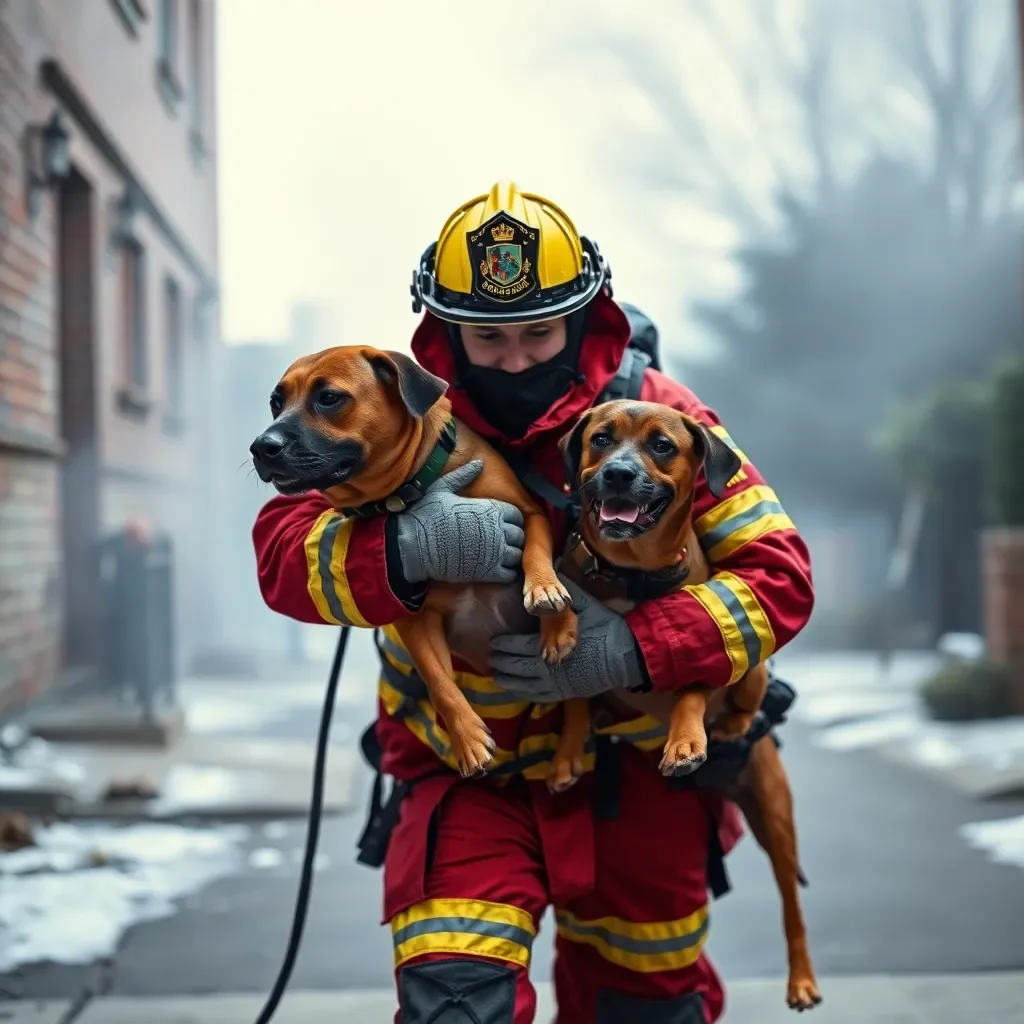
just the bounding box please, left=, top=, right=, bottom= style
left=253, top=181, right=814, bottom=1023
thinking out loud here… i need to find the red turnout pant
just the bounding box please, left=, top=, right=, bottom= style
left=384, top=746, right=731, bottom=1023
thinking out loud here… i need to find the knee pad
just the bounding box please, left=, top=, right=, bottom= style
left=399, top=957, right=517, bottom=1024
left=596, top=988, right=706, bottom=1024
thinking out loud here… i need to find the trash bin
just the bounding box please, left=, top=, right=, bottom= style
left=103, top=526, right=177, bottom=720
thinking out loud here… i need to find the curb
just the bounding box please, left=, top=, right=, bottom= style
left=8, top=972, right=1024, bottom=1024
left=0, top=749, right=361, bottom=822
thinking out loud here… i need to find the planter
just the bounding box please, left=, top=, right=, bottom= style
left=981, top=527, right=1024, bottom=714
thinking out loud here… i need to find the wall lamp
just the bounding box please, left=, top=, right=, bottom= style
left=23, top=109, right=71, bottom=219
left=108, top=187, right=141, bottom=249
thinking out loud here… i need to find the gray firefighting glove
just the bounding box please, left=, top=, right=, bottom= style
left=395, top=460, right=525, bottom=585
left=490, top=576, right=648, bottom=701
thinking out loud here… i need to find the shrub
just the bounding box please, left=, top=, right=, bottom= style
left=920, top=659, right=1015, bottom=722
left=986, top=356, right=1024, bottom=527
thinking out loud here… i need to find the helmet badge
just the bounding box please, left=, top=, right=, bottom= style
left=467, top=212, right=539, bottom=304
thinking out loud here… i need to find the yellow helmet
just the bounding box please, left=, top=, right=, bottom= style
left=411, top=181, right=611, bottom=325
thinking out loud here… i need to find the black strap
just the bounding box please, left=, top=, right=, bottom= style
left=498, top=345, right=652, bottom=517
left=707, top=814, right=731, bottom=899
left=501, top=447, right=579, bottom=515
left=597, top=345, right=651, bottom=405
left=593, top=735, right=623, bottom=821
left=342, top=418, right=457, bottom=519
left=355, top=770, right=411, bottom=868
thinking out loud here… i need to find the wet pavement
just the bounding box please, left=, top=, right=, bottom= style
left=10, top=972, right=1024, bottom=1023
left=2, top=647, right=1023, bottom=1007
left=5, top=712, right=1024, bottom=1001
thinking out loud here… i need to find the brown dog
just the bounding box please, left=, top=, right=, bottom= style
left=250, top=345, right=580, bottom=778
left=551, top=399, right=822, bottom=1012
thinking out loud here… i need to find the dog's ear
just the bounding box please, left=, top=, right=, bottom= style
left=682, top=416, right=742, bottom=498
left=366, top=350, right=448, bottom=418
left=558, top=411, right=593, bottom=487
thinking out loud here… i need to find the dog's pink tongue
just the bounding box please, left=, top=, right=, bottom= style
left=600, top=502, right=640, bottom=524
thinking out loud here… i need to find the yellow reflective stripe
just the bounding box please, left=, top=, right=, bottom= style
left=685, top=571, right=776, bottom=684
left=392, top=898, right=536, bottom=969
left=600, top=714, right=668, bottom=751
left=458, top=673, right=531, bottom=720
left=303, top=512, right=370, bottom=627
left=379, top=627, right=529, bottom=719
left=709, top=424, right=749, bottom=464
left=377, top=674, right=524, bottom=775
left=377, top=692, right=668, bottom=777
left=556, top=905, right=709, bottom=973
left=695, top=484, right=796, bottom=563
left=377, top=627, right=671, bottom=773
left=513, top=732, right=596, bottom=781
left=709, top=424, right=749, bottom=486
left=378, top=675, right=461, bottom=772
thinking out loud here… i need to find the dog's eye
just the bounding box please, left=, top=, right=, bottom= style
left=269, top=393, right=283, bottom=417
left=317, top=389, right=346, bottom=410
left=649, top=436, right=676, bottom=457
left=590, top=433, right=613, bottom=449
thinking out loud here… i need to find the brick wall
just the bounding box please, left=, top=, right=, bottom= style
left=982, top=529, right=1024, bottom=713
left=0, top=457, right=61, bottom=710
left=1, top=0, right=221, bottom=709
left=0, top=1, right=63, bottom=711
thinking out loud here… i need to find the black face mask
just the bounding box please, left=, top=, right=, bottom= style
left=448, top=311, right=588, bottom=440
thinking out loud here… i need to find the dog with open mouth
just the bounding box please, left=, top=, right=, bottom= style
left=551, top=398, right=822, bottom=1012
left=249, top=344, right=581, bottom=779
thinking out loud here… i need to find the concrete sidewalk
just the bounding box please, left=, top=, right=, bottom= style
left=1, top=672, right=367, bottom=820
left=6, top=973, right=1024, bottom=1023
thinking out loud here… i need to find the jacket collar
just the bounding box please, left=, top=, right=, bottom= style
left=409, top=291, right=631, bottom=449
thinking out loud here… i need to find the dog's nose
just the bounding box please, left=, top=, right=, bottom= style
left=601, top=461, right=638, bottom=489
left=250, top=430, right=286, bottom=462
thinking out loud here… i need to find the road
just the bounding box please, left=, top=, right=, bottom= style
left=8, top=680, right=1024, bottom=1003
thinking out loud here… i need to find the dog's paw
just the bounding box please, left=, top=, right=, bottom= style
left=523, top=578, right=571, bottom=617
left=546, top=751, right=586, bottom=794
left=541, top=614, right=578, bottom=664
left=448, top=716, right=496, bottom=779
left=786, top=975, right=822, bottom=1012
left=659, top=736, right=708, bottom=777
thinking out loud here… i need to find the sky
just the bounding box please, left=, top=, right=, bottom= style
left=214, top=0, right=744, bottom=357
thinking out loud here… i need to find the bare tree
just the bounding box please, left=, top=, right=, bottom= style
left=573, top=0, right=1021, bottom=243
left=871, top=0, right=1022, bottom=232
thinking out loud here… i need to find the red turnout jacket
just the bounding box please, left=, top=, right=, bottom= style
left=253, top=294, right=814, bottom=840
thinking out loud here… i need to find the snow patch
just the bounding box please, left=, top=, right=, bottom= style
left=813, top=707, right=1024, bottom=775
left=814, top=711, right=921, bottom=751
left=261, top=821, right=288, bottom=840
left=960, top=816, right=1024, bottom=871
left=0, top=821, right=248, bottom=972
left=249, top=847, right=284, bottom=869
left=795, top=690, right=917, bottom=728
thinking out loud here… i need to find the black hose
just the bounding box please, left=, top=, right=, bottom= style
left=253, top=624, right=351, bottom=1024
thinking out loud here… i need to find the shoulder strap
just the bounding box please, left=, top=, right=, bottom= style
left=598, top=345, right=651, bottom=405
left=497, top=345, right=653, bottom=516
left=501, top=447, right=579, bottom=515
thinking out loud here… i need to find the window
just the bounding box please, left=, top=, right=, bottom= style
left=187, top=0, right=206, bottom=162
left=118, top=241, right=150, bottom=416
left=158, top=0, right=177, bottom=65
left=156, top=0, right=183, bottom=111
left=110, top=0, right=148, bottom=38
left=163, top=276, right=184, bottom=430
